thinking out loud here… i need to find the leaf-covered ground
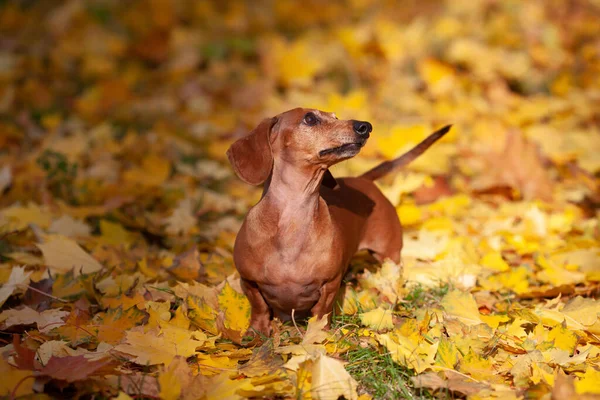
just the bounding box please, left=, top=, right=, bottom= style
left=1, top=1, right=599, bottom=399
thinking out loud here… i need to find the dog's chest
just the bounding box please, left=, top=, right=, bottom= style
left=237, top=204, right=343, bottom=285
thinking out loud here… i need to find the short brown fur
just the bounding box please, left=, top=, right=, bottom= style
left=227, top=108, right=450, bottom=336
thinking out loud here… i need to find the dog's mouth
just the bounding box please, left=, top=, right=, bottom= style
left=319, top=142, right=365, bottom=158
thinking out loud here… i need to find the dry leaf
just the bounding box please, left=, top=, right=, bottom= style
left=311, top=352, right=358, bottom=400
left=0, top=306, right=69, bottom=333
left=37, top=235, right=103, bottom=275
left=0, top=266, right=31, bottom=307
left=469, top=129, right=553, bottom=200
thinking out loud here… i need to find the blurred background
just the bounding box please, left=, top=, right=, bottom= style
left=0, top=0, right=599, bottom=278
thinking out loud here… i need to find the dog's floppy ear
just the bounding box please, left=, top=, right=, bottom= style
left=227, top=117, right=278, bottom=185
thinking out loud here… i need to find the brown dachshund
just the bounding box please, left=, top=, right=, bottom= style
left=227, top=108, right=450, bottom=336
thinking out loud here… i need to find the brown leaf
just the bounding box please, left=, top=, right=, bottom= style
left=414, top=176, right=454, bottom=204
left=469, top=129, right=553, bottom=201
left=12, top=335, right=37, bottom=370
left=167, top=247, right=207, bottom=283
left=412, top=370, right=489, bottom=396
left=22, top=277, right=55, bottom=311
left=53, top=308, right=94, bottom=345
left=38, top=355, right=114, bottom=382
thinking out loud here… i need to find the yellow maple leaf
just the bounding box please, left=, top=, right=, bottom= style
left=217, top=281, right=251, bottom=334
left=169, top=306, right=191, bottom=330
left=200, top=371, right=255, bottom=400
left=295, top=358, right=313, bottom=400
left=575, top=367, right=600, bottom=395
left=441, top=290, right=482, bottom=326
left=96, top=273, right=141, bottom=297
left=311, top=352, right=358, bottom=400
left=146, top=301, right=172, bottom=328
left=94, top=307, right=146, bottom=344
left=510, top=351, right=544, bottom=388
left=458, top=348, right=498, bottom=382
left=434, top=336, right=459, bottom=369
left=530, top=361, right=555, bottom=386
left=37, top=235, right=103, bottom=276
left=359, top=259, right=403, bottom=303
left=480, top=314, right=510, bottom=329
left=100, top=292, right=146, bottom=311
left=547, top=324, right=578, bottom=355
left=376, top=321, right=438, bottom=373
left=359, top=307, right=394, bottom=331
left=302, top=314, right=330, bottom=345
left=158, top=360, right=184, bottom=400
left=187, top=295, right=219, bottom=335
left=561, top=296, right=600, bottom=334
left=114, top=327, right=202, bottom=365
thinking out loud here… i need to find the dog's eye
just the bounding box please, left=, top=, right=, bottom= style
left=303, top=112, right=319, bottom=126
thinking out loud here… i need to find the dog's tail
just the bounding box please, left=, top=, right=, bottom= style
left=360, top=125, right=452, bottom=181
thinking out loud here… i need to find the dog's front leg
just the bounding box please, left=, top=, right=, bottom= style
left=241, top=279, right=271, bottom=336
left=310, top=276, right=343, bottom=329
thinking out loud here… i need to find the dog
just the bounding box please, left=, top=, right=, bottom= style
left=227, top=107, right=450, bottom=336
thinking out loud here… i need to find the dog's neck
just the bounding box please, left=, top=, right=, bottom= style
left=265, top=160, right=325, bottom=209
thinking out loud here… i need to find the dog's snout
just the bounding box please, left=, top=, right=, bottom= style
left=352, top=120, right=372, bottom=138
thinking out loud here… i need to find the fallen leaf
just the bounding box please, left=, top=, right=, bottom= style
left=311, top=351, right=358, bottom=400
left=217, top=281, right=250, bottom=335
left=37, top=235, right=103, bottom=276
left=38, top=355, right=114, bottom=382
left=469, top=129, right=553, bottom=201
left=0, top=306, right=69, bottom=333
left=114, top=327, right=202, bottom=365
left=359, top=307, right=394, bottom=331
left=575, top=368, right=600, bottom=395
left=0, top=265, right=31, bottom=307
left=0, top=356, right=34, bottom=397
left=412, top=370, right=489, bottom=396
left=168, top=247, right=206, bottom=282
left=441, top=290, right=483, bottom=326
left=302, top=314, right=330, bottom=345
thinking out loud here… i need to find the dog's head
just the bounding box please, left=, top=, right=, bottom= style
left=227, top=108, right=372, bottom=185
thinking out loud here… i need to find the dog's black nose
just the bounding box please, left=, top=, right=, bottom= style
left=353, top=120, right=372, bottom=138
